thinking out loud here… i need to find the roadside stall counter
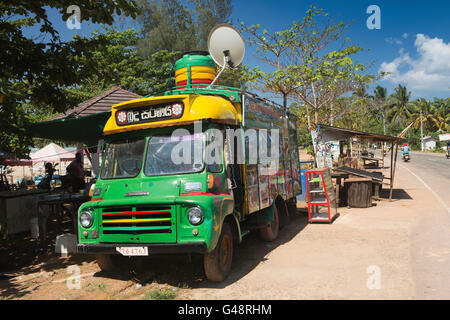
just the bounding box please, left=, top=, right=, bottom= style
left=0, top=189, right=47, bottom=236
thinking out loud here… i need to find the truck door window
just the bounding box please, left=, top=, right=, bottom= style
left=100, top=138, right=146, bottom=179
left=206, top=130, right=224, bottom=173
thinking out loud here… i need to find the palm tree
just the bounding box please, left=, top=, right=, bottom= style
left=352, top=85, right=372, bottom=130
left=410, top=98, right=440, bottom=132
left=386, top=84, right=414, bottom=128
left=372, top=85, right=388, bottom=134
left=431, top=98, right=450, bottom=131
left=352, top=85, right=371, bottom=110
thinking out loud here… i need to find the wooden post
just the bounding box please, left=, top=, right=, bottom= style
left=350, top=138, right=353, bottom=157
left=389, top=142, right=399, bottom=201
left=389, top=142, right=394, bottom=201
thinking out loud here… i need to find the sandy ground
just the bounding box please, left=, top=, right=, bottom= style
left=0, top=152, right=448, bottom=300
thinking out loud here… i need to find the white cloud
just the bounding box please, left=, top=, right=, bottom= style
left=385, top=37, right=403, bottom=45
left=402, top=33, right=408, bottom=39
left=380, top=34, right=450, bottom=93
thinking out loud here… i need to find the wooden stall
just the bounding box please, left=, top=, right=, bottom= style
left=313, top=124, right=404, bottom=206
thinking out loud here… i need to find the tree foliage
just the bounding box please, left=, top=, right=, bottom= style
left=0, top=0, right=140, bottom=157
left=66, top=28, right=178, bottom=103
left=136, top=0, right=232, bottom=55
left=241, top=5, right=376, bottom=128
left=135, top=0, right=245, bottom=88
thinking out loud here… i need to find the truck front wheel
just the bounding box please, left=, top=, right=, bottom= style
left=259, top=204, right=279, bottom=241
left=204, top=223, right=233, bottom=282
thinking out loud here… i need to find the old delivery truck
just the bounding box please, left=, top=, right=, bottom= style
left=77, top=39, right=301, bottom=282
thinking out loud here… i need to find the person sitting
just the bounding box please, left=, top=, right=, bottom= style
left=66, top=152, right=85, bottom=192
left=401, top=143, right=410, bottom=158
left=37, top=162, right=55, bottom=190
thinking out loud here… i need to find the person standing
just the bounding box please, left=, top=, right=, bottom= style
left=66, top=152, right=85, bottom=192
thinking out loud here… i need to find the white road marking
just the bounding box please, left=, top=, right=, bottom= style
left=399, top=164, right=450, bottom=214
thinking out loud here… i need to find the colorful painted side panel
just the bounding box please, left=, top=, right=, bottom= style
left=277, top=161, right=286, bottom=200
left=246, top=164, right=260, bottom=213
left=242, top=95, right=284, bottom=129
left=291, top=152, right=301, bottom=195
left=258, top=163, right=270, bottom=209
left=241, top=94, right=301, bottom=213
left=285, top=160, right=293, bottom=198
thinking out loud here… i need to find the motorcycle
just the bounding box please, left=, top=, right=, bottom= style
left=402, top=152, right=410, bottom=162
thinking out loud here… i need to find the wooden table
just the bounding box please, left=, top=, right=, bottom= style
left=360, top=156, right=384, bottom=168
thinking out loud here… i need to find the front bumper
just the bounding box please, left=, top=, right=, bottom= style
left=77, top=242, right=207, bottom=255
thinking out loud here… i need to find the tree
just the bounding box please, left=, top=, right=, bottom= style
left=351, top=84, right=371, bottom=130
left=386, top=84, right=414, bottom=128
left=136, top=0, right=198, bottom=56
left=289, top=6, right=374, bottom=129
left=137, top=0, right=232, bottom=55
left=240, top=20, right=306, bottom=111
left=410, top=98, right=440, bottom=132
left=371, top=85, right=388, bottom=135
left=136, top=0, right=244, bottom=87
left=242, top=5, right=375, bottom=127
left=0, top=1, right=140, bottom=157
left=66, top=28, right=178, bottom=102
left=431, top=98, right=450, bottom=131
left=190, top=0, right=233, bottom=48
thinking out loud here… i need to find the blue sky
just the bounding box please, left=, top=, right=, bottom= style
left=231, top=0, right=450, bottom=99
left=25, top=1, right=450, bottom=100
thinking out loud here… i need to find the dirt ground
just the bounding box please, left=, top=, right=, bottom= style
left=0, top=153, right=447, bottom=300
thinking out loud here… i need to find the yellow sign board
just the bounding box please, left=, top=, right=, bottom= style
left=104, top=94, right=241, bottom=135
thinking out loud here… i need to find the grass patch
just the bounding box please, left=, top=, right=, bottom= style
left=179, top=282, right=191, bottom=289
left=98, top=283, right=107, bottom=291
left=143, top=287, right=178, bottom=300
left=86, top=282, right=107, bottom=292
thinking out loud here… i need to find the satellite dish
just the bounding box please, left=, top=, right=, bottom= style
left=207, top=24, right=245, bottom=69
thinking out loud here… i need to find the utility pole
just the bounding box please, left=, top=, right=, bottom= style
left=420, top=110, right=424, bottom=152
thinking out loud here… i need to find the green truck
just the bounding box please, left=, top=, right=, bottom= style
left=76, top=52, right=302, bottom=282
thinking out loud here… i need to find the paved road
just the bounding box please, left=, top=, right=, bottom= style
left=407, top=151, right=450, bottom=209
left=401, top=151, right=450, bottom=299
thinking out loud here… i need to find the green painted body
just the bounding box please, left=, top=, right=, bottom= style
left=77, top=123, right=235, bottom=252
left=77, top=85, right=300, bottom=255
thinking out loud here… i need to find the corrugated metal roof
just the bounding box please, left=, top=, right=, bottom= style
left=319, top=124, right=405, bottom=143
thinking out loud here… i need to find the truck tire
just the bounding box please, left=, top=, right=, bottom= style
left=259, top=204, right=279, bottom=241
left=204, top=222, right=233, bottom=282
left=96, top=254, right=128, bottom=272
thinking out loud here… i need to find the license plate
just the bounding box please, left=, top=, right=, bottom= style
left=116, top=247, right=148, bottom=256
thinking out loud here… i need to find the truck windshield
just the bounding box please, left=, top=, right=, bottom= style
left=100, top=138, right=146, bottom=179
left=144, top=133, right=205, bottom=176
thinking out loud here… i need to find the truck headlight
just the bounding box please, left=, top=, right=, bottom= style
left=187, top=207, right=204, bottom=225
left=80, top=210, right=93, bottom=228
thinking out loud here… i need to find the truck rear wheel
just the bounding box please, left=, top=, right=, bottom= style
left=204, top=223, right=233, bottom=282
left=96, top=254, right=128, bottom=272
left=259, top=204, right=279, bottom=241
